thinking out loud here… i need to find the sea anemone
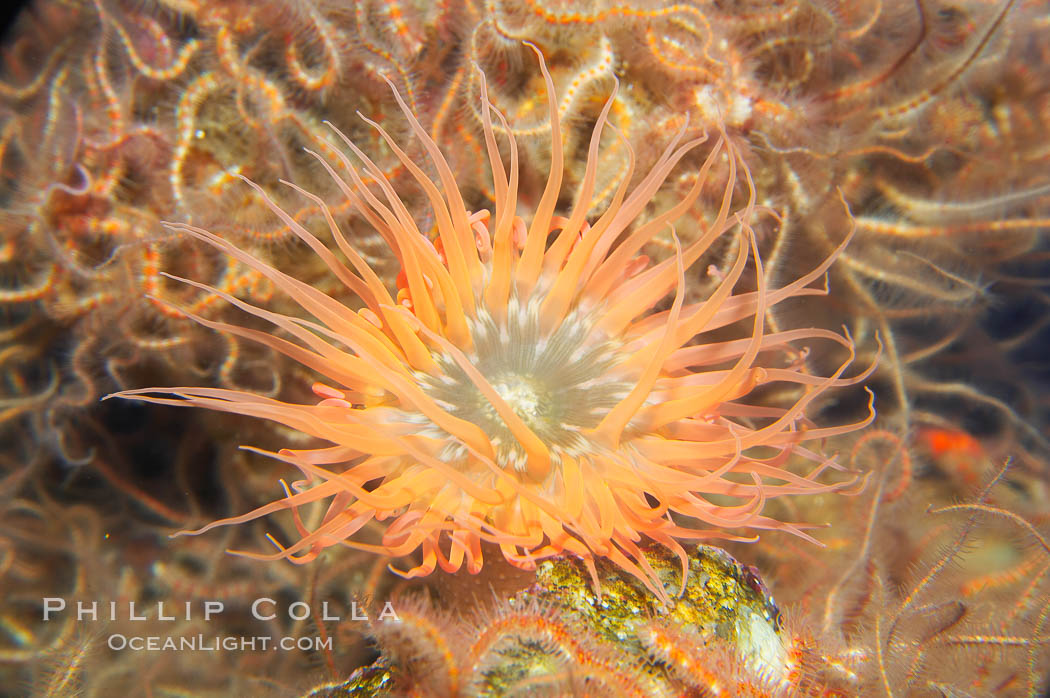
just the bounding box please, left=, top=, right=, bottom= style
left=112, top=45, right=873, bottom=601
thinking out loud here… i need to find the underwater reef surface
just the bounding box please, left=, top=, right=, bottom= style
left=0, top=0, right=1049, bottom=695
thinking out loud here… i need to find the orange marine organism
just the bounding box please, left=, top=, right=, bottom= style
left=112, top=46, right=874, bottom=601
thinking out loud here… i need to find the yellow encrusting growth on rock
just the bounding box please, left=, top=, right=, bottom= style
left=112, top=45, right=873, bottom=602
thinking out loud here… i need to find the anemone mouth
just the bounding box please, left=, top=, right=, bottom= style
left=419, top=299, right=631, bottom=471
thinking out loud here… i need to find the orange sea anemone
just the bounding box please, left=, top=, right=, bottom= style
left=112, top=46, right=874, bottom=601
